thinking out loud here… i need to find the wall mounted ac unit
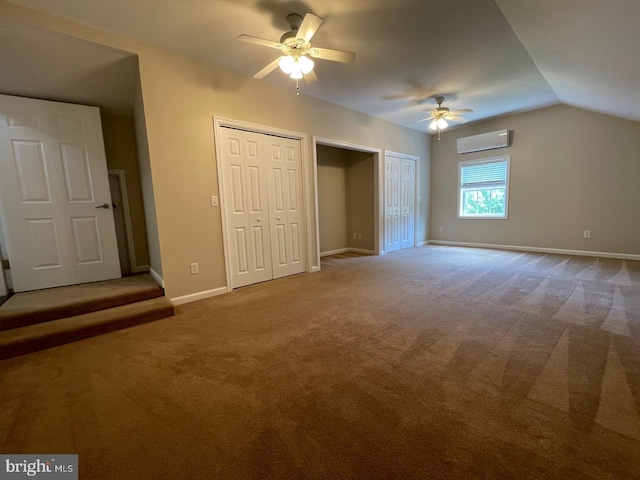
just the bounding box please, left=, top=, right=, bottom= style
left=457, top=129, right=510, bottom=154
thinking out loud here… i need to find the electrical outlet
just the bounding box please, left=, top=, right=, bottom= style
left=190, top=262, right=199, bottom=274
left=353, top=232, right=357, bottom=238
left=583, top=230, right=591, bottom=239
left=358, top=233, right=362, bottom=239
left=439, top=226, right=443, bottom=233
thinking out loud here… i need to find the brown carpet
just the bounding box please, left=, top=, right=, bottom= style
left=1, top=246, right=639, bottom=479
left=0, top=274, right=164, bottom=330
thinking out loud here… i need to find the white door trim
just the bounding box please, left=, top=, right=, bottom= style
left=213, top=117, right=311, bottom=292
left=383, top=150, right=420, bottom=254
left=312, top=137, right=382, bottom=269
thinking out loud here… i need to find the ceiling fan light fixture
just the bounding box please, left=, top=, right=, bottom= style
left=299, top=55, right=314, bottom=74
left=278, top=55, right=295, bottom=74
left=428, top=119, right=438, bottom=131
left=437, top=118, right=448, bottom=129
left=279, top=54, right=314, bottom=79
left=289, top=68, right=304, bottom=79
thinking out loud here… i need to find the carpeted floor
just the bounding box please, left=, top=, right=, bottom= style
left=1, top=245, right=639, bottom=479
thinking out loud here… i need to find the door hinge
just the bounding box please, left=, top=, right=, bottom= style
left=1, top=259, right=9, bottom=270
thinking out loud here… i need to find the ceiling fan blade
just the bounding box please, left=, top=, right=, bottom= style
left=414, top=116, right=435, bottom=124
left=447, top=115, right=468, bottom=123
left=304, top=70, right=319, bottom=84
left=449, top=109, right=473, bottom=115
left=253, top=57, right=281, bottom=79
left=238, top=34, right=282, bottom=50
left=296, top=13, right=323, bottom=43
left=310, top=47, right=356, bottom=63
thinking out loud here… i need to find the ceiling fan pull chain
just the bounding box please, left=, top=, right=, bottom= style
left=296, top=79, right=300, bottom=97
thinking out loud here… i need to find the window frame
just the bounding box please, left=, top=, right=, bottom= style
left=457, top=155, right=511, bottom=219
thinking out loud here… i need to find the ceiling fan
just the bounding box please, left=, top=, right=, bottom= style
left=416, top=96, right=473, bottom=139
left=238, top=13, right=356, bottom=93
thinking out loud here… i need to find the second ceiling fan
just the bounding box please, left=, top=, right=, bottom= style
left=238, top=12, right=355, bottom=87
left=416, top=96, right=473, bottom=139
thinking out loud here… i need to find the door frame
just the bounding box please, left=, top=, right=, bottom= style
left=313, top=137, right=382, bottom=269
left=213, top=117, right=312, bottom=292
left=384, top=150, right=420, bottom=254
left=108, top=169, right=146, bottom=274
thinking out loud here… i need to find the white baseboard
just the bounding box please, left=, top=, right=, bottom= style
left=171, top=286, right=227, bottom=305
left=148, top=268, right=164, bottom=288
left=131, top=264, right=149, bottom=274
left=320, top=248, right=375, bottom=257
left=417, top=241, right=428, bottom=247
left=348, top=248, right=375, bottom=255
left=310, top=266, right=321, bottom=272
left=428, top=240, right=640, bottom=261
left=320, top=248, right=349, bottom=257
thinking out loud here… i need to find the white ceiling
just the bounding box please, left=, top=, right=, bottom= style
left=3, top=0, right=640, bottom=130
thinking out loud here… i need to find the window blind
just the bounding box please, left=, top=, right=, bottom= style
left=460, top=160, right=507, bottom=188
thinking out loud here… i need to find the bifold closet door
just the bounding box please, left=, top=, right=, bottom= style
left=384, top=155, right=401, bottom=252
left=384, top=154, right=415, bottom=253
left=399, top=158, right=416, bottom=249
left=219, top=128, right=273, bottom=288
left=219, top=127, right=305, bottom=288
left=264, top=135, right=305, bottom=279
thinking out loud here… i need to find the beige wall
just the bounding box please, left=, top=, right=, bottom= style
left=430, top=104, right=640, bottom=255
left=317, top=147, right=375, bottom=254
left=101, top=110, right=150, bottom=269
left=346, top=151, right=375, bottom=251
left=137, top=43, right=430, bottom=298
left=317, top=146, right=348, bottom=253
left=5, top=6, right=431, bottom=299
left=133, top=74, right=162, bottom=279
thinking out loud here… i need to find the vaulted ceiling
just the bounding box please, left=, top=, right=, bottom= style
left=3, top=0, right=640, bottom=130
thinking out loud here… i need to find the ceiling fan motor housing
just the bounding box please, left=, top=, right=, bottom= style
left=280, top=13, right=303, bottom=44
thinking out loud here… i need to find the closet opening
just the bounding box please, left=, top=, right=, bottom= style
left=313, top=138, right=382, bottom=268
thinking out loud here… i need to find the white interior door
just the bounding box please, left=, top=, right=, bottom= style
left=220, top=127, right=306, bottom=288
left=220, top=128, right=273, bottom=288
left=384, top=155, right=401, bottom=253
left=0, top=94, right=120, bottom=292
left=400, top=158, right=416, bottom=249
left=385, top=153, right=416, bottom=253
left=265, top=135, right=305, bottom=279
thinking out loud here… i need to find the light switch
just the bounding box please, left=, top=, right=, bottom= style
left=211, top=195, right=219, bottom=207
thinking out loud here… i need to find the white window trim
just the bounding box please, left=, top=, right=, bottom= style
left=457, top=155, right=511, bottom=219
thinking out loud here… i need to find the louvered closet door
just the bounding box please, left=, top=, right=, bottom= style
left=264, top=135, right=305, bottom=279
left=219, top=128, right=273, bottom=288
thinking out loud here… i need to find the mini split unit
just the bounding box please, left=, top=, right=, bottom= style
left=457, top=129, right=510, bottom=154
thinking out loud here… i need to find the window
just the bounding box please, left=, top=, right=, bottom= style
left=458, top=155, right=510, bottom=218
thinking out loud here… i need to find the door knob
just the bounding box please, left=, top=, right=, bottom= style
left=277, top=216, right=281, bottom=221
left=95, top=203, right=111, bottom=209
left=256, top=218, right=261, bottom=222
left=112, top=202, right=120, bottom=208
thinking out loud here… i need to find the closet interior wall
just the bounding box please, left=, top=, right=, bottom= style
left=317, top=145, right=374, bottom=255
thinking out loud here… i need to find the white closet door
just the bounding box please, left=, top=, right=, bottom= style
left=220, top=128, right=273, bottom=288
left=0, top=94, right=120, bottom=292
left=264, top=135, right=305, bottom=279
left=384, top=155, right=401, bottom=252
left=384, top=153, right=416, bottom=253
left=400, top=158, right=416, bottom=249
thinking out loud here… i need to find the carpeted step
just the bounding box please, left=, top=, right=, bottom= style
left=0, top=296, right=175, bottom=360
left=0, top=274, right=164, bottom=331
